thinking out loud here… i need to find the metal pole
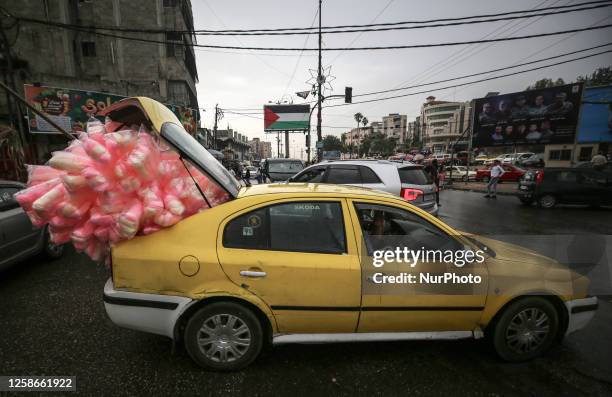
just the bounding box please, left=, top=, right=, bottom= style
left=213, top=103, right=218, bottom=150
left=0, top=80, right=74, bottom=141
left=285, top=131, right=289, bottom=158
left=316, top=0, right=323, bottom=162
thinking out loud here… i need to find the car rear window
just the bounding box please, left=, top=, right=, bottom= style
left=360, top=166, right=382, bottom=183
left=398, top=167, right=431, bottom=185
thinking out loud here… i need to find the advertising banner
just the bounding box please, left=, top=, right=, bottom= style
left=471, top=83, right=583, bottom=147
left=24, top=84, right=199, bottom=135
left=264, top=104, right=310, bottom=132
left=577, top=85, right=612, bottom=143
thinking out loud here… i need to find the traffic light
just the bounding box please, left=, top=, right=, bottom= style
left=345, top=86, right=352, bottom=103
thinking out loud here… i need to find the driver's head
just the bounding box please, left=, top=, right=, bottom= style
left=372, top=210, right=386, bottom=235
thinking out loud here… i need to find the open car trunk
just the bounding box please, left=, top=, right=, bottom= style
left=100, top=97, right=241, bottom=200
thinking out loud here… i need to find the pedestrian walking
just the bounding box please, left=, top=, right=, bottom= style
left=485, top=160, right=505, bottom=199
left=425, top=159, right=441, bottom=207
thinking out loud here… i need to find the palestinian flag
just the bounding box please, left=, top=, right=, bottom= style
left=264, top=105, right=310, bottom=131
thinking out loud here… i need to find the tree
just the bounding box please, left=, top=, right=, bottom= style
left=361, top=117, right=368, bottom=127
left=322, top=135, right=343, bottom=152
left=354, top=112, right=363, bottom=127
left=526, top=77, right=565, bottom=91
left=576, top=66, right=612, bottom=87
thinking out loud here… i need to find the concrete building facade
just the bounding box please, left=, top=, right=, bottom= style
left=248, top=137, right=272, bottom=160
left=420, top=96, right=471, bottom=153
left=0, top=0, right=199, bottom=170
left=382, top=113, right=407, bottom=144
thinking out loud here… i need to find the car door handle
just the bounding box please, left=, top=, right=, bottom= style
left=240, top=270, right=267, bottom=278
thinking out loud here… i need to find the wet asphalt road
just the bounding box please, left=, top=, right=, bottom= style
left=1, top=190, right=611, bottom=396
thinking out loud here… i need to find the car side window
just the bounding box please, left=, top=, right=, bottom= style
left=326, top=166, right=361, bottom=184
left=360, top=166, right=382, bottom=184
left=555, top=171, right=577, bottom=183
left=292, top=166, right=326, bottom=183
left=0, top=187, right=20, bottom=211
left=224, top=201, right=346, bottom=254
left=353, top=202, right=462, bottom=256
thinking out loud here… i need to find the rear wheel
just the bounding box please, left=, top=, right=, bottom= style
left=184, top=302, right=263, bottom=371
left=491, top=297, right=559, bottom=362
left=538, top=194, right=557, bottom=209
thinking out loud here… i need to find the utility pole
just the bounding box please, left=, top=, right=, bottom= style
left=316, top=0, right=323, bottom=162
left=285, top=131, right=290, bottom=158
left=213, top=104, right=219, bottom=150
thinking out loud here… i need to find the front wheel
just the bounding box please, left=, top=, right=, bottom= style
left=184, top=302, right=263, bottom=371
left=491, top=297, right=559, bottom=362
left=538, top=194, right=557, bottom=209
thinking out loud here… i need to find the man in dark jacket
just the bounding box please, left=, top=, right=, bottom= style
left=425, top=159, right=441, bottom=207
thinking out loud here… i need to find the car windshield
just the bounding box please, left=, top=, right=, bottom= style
left=269, top=161, right=303, bottom=173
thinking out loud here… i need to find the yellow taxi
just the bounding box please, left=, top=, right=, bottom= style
left=100, top=98, right=597, bottom=371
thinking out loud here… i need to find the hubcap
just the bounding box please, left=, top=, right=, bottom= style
left=505, top=308, right=550, bottom=354
left=197, top=314, right=251, bottom=363
left=540, top=196, right=555, bottom=207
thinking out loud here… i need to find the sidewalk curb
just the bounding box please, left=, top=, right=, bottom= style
left=442, top=185, right=518, bottom=196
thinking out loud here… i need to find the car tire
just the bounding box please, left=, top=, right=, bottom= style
left=491, top=297, right=559, bottom=362
left=461, top=175, right=468, bottom=182
left=184, top=302, right=263, bottom=371
left=538, top=194, right=557, bottom=209
left=519, top=198, right=532, bottom=206
left=44, top=229, right=65, bottom=259
left=482, top=176, right=490, bottom=183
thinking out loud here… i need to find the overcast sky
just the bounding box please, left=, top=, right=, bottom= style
left=191, top=0, right=612, bottom=158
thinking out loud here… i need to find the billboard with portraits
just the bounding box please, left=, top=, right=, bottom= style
left=471, top=83, right=583, bottom=147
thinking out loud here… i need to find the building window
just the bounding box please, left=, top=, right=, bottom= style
left=549, top=149, right=572, bottom=161
left=81, top=41, right=96, bottom=57
left=166, top=32, right=184, bottom=58
left=168, top=80, right=189, bottom=105
left=578, top=146, right=593, bottom=162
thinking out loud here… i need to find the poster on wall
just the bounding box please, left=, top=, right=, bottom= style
left=577, top=85, right=612, bottom=143
left=24, top=84, right=199, bottom=135
left=471, top=83, right=583, bottom=147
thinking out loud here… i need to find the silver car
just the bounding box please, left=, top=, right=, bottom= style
left=290, top=160, right=438, bottom=216
left=0, top=180, right=65, bottom=271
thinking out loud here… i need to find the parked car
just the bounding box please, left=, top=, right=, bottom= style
left=476, top=164, right=526, bottom=183
left=519, top=153, right=545, bottom=168
left=430, top=153, right=452, bottom=163
left=241, top=166, right=259, bottom=179
left=444, top=166, right=476, bottom=181
left=517, top=167, right=612, bottom=208
left=263, top=158, right=304, bottom=181
left=100, top=98, right=597, bottom=371
left=0, top=180, right=65, bottom=271
left=290, top=160, right=438, bottom=216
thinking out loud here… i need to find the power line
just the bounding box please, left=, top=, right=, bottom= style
left=7, top=1, right=608, bottom=35
left=350, top=42, right=612, bottom=98
left=6, top=17, right=611, bottom=51
left=188, top=3, right=612, bottom=36
left=324, top=49, right=612, bottom=107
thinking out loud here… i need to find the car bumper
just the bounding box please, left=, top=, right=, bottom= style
left=103, top=278, right=193, bottom=339
left=565, top=296, right=598, bottom=335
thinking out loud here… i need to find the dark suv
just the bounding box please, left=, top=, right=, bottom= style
left=517, top=167, right=612, bottom=208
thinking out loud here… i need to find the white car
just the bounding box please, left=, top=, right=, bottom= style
left=444, top=166, right=476, bottom=181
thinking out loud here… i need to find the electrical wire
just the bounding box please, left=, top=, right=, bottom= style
left=5, top=1, right=610, bottom=34
left=350, top=42, right=612, bottom=98
left=324, top=49, right=612, bottom=108
left=6, top=19, right=611, bottom=51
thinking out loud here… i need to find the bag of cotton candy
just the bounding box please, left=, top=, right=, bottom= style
left=15, top=118, right=231, bottom=262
